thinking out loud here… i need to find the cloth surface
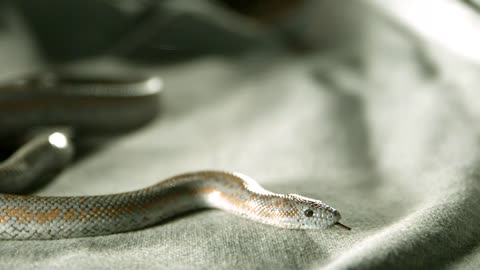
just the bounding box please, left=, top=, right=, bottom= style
left=1, top=1, right=480, bottom=269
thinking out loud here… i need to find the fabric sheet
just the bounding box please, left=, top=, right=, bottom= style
left=1, top=1, right=480, bottom=269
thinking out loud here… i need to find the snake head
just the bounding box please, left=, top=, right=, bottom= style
left=283, top=194, right=341, bottom=229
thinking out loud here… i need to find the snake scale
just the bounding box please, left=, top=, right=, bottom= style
left=0, top=74, right=349, bottom=240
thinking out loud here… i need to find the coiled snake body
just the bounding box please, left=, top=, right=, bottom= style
left=0, top=74, right=349, bottom=240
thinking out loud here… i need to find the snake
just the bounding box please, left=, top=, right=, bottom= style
left=0, top=74, right=350, bottom=240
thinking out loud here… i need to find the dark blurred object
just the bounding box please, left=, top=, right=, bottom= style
left=464, top=0, right=480, bottom=12
left=0, top=72, right=163, bottom=137
left=217, top=0, right=304, bottom=23
left=113, top=1, right=277, bottom=64
left=15, top=0, right=279, bottom=64
left=16, top=0, right=148, bottom=62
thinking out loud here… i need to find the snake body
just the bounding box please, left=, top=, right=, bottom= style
left=0, top=168, right=345, bottom=240
left=0, top=74, right=348, bottom=240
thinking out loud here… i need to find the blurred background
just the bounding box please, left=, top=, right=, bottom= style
left=2, top=0, right=479, bottom=75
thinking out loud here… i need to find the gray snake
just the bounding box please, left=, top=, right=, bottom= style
left=0, top=74, right=349, bottom=240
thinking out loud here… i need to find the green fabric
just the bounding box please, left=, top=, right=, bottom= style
left=1, top=1, right=480, bottom=269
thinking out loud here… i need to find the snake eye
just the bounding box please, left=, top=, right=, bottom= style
left=304, top=209, right=314, bottom=217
